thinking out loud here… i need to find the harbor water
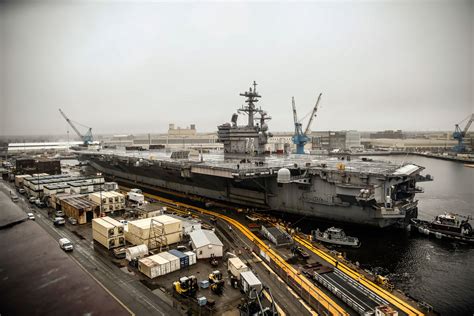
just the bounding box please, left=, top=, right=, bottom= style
left=298, top=155, right=474, bottom=315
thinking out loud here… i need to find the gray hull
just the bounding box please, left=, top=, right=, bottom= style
left=87, top=158, right=418, bottom=228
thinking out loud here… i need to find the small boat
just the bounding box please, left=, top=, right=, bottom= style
left=410, top=213, right=474, bottom=244
left=313, top=227, right=361, bottom=248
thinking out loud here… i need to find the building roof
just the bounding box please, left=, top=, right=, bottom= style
left=189, top=229, right=223, bottom=249
left=62, top=196, right=99, bottom=209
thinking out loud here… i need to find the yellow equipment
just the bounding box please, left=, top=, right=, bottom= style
left=209, top=270, right=224, bottom=295
left=375, top=275, right=394, bottom=291
left=209, top=270, right=222, bottom=283
left=173, top=275, right=198, bottom=296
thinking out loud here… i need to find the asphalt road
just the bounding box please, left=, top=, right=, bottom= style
left=0, top=181, right=179, bottom=316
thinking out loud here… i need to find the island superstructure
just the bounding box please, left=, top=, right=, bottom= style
left=79, top=82, right=432, bottom=227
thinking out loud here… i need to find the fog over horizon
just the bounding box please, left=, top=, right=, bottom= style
left=1, top=1, right=473, bottom=137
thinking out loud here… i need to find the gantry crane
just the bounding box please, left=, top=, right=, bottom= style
left=59, top=109, right=93, bottom=145
left=291, top=93, right=322, bottom=154
left=453, top=113, right=474, bottom=152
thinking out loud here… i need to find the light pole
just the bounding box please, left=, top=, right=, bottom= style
left=97, top=172, right=103, bottom=216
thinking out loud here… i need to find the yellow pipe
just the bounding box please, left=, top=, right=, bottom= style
left=294, top=236, right=424, bottom=316
left=124, top=187, right=348, bottom=316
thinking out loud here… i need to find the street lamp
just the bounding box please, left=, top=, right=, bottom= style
left=97, top=172, right=103, bottom=216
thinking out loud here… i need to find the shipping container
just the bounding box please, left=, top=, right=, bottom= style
left=93, top=230, right=119, bottom=249
left=168, top=249, right=189, bottom=268
left=228, top=257, right=249, bottom=280
left=125, top=231, right=181, bottom=248
left=127, top=216, right=182, bottom=239
left=184, top=251, right=197, bottom=265
left=127, top=191, right=145, bottom=204
left=101, top=216, right=125, bottom=236
left=92, top=218, right=115, bottom=238
left=240, top=271, right=262, bottom=298
left=157, top=251, right=180, bottom=272
left=14, top=174, right=31, bottom=187
left=125, top=244, right=149, bottom=261
left=138, top=255, right=170, bottom=278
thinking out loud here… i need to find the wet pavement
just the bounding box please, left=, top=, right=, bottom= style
left=0, top=183, right=130, bottom=316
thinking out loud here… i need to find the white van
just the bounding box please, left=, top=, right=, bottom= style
left=59, top=238, right=73, bottom=251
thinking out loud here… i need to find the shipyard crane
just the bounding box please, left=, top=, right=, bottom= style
left=59, top=109, right=93, bottom=145
left=453, top=113, right=474, bottom=152
left=291, top=93, right=322, bottom=154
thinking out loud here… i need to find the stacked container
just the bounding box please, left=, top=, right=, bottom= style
left=125, top=215, right=182, bottom=248
left=157, top=251, right=180, bottom=272
left=138, top=254, right=171, bottom=278
left=184, top=251, right=197, bottom=265
left=92, top=217, right=125, bottom=249
left=168, top=249, right=189, bottom=268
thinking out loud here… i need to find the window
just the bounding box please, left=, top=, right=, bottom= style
left=199, top=250, right=202, bottom=255
left=109, top=198, right=113, bottom=203
left=102, top=198, right=106, bottom=204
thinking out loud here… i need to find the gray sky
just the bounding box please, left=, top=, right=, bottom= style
left=1, top=0, right=473, bottom=137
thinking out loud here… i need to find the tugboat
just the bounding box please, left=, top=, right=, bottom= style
left=410, top=213, right=474, bottom=244
left=312, top=227, right=361, bottom=248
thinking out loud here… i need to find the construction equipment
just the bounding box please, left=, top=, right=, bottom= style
left=209, top=270, right=224, bottom=295
left=59, top=108, right=94, bottom=145
left=375, top=275, right=394, bottom=291
left=209, top=253, right=219, bottom=266
left=173, top=275, right=198, bottom=296
left=453, top=113, right=474, bottom=152
left=240, top=286, right=278, bottom=316
left=291, top=93, right=322, bottom=154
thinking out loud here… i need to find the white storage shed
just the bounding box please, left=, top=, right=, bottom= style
left=189, top=229, right=223, bottom=259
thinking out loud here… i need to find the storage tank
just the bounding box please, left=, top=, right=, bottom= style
left=126, top=244, right=149, bottom=261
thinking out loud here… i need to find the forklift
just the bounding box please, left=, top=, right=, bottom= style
left=173, top=275, right=198, bottom=296
left=208, top=270, right=224, bottom=295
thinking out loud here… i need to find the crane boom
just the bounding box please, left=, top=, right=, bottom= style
left=59, top=108, right=93, bottom=145
left=292, top=97, right=298, bottom=124
left=303, top=93, right=322, bottom=136
left=463, top=113, right=474, bottom=135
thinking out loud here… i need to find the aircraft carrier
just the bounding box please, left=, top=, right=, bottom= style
left=79, top=82, right=432, bottom=227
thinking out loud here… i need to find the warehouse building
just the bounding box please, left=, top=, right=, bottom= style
left=60, top=196, right=100, bottom=224
left=189, top=229, right=223, bottom=259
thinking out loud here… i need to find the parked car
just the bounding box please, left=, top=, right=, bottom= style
left=59, top=238, right=73, bottom=251
left=36, top=200, right=46, bottom=208
left=55, top=210, right=65, bottom=217
left=68, top=217, right=78, bottom=225
left=53, top=217, right=65, bottom=226
left=27, top=213, right=35, bottom=220
left=11, top=194, right=19, bottom=202
left=119, top=219, right=128, bottom=225
left=29, top=197, right=37, bottom=203
left=17, top=188, right=26, bottom=194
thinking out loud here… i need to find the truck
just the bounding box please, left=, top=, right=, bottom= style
left=240, top=271, right=263, bottom=299
left=127, top=191, right=145, bottom=205
left=59, top=238, right=74, bottom=251
left=228, top=257, right=249, bottom=280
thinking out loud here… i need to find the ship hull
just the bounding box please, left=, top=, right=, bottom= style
left=87, top=159, right=408, bottom=228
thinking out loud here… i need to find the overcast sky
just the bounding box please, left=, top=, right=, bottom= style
left=1, top=0, right=473, bottom=137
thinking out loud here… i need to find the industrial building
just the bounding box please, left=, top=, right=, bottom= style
left=22, top=174, right=104, bottom=198
left=15, top=158, right=61, bottom=175
left=312, top=131, right=362, bottom=151
left=189, top=229, right=223, bottom=259
left=60, top=195, right=100, bottom=224
left=89, top=191, right=125, bottom=213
